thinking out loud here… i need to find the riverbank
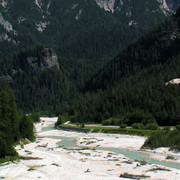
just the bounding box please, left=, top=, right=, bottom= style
left=0, top=117, right=180, bottom=179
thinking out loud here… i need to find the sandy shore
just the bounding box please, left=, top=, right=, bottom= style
left=0, top=117, right=180, bottom=180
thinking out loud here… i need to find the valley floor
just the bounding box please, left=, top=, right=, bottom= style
left=0, top=117, right=180, bottom=180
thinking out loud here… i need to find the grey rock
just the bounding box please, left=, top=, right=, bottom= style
left=27, top=48, right=59, bottom=71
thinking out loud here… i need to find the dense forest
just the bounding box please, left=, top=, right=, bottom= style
left=56, top=9, right=180, bottom=127
left=0, top=6, right=180, bottom=130
left=58, top=55, right=180, bottom=126
left=0, top=87, right=35, bottom=159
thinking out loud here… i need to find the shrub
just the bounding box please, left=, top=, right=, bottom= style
left=142, top=130, right=180, bottom=150
left=164, top=126, right=171, bottom=132
left=31, top=112, right=40, bottom=122
left=146, top=123, right=159, bottom=130
left=102, top=119, right=112, bottom=125
left=176, top=125, right=180, bottom=131
left=55, top=115, right=66, bottom=127
left=166, top=155, right=174, bottom=160
left=102, top=118, right=123, bottom=126
left=132, top=123, right=145, bottom=129
left=120, top=124, right=127, bottom=129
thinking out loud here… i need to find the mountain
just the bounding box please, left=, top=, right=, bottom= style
left=61, top=7, right=180, bottom=126
left=84, top=10, right=180, bottom=90
left=0, top=0, right=179, bottom=117
left=0, top=0, right=173, bottom=60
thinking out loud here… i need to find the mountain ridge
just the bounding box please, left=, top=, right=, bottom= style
left=0, top=0, right=174, bottom=59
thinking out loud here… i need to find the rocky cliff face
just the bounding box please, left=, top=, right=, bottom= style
left=95, top=0, right=179, bottom=13
left=95, top=0, right=171, bottom=14
left=27, top=48, right=59, bottom=71
left=0, top=0, right=176, bottom=58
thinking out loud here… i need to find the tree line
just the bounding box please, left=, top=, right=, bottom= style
left=0, top=87, right=36, bottom=158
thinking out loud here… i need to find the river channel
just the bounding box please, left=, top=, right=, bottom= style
left=42, top=124, right=180, bottom=170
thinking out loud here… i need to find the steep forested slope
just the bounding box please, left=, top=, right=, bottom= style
left=58, top=9, right=180, bottom=126
left=60, top=56, right=180, bottom=126
left=85, top=13, right=180, bottom=91
left=0, top=45, right=81, bottom=113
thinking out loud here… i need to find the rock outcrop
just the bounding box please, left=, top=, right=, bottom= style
left=166, top=78, right=180, bottom=85
left=27, top=48, right=59, bottom=71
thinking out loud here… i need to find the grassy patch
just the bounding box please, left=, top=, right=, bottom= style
left=85, top=126, right=155, bottom=136
left=0, top=156, right=19, bottom=165
left=61, top=124, right=155, bottom=136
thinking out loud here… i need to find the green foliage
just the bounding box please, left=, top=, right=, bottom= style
left=55, top=115, right=67, bottom=127
left=58, top=9, right=180, bottom=127
left=0, top=0, right=173, bottom=115
left=132, top=123, right=145, bottom=129
left=120, top=124, right=127, bottom=129
left=176, top=125, right=180, bottom=131
left=0, top=87, right=34, bottom=158
left=102, top=118, right=114, bottom=125
left=102, top=118, right=123, bottom=126
left=30, top=112, right=40, bottom=123
left=0, top=156, right=18, bottom=164
left=0, top=4, right=180, bottom=134
left=145, top=123, right=159, bottom=130
left=142, top=130, right=180, bottom=150
left=0, top=134, right=6, bottom=158
left=166, top=155, right=174, bottom=160
left=125, top=110, right=156, bottom=125
left=19, top=115, right=34, bottom=141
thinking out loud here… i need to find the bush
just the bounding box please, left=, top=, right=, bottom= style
left=102, top=118, right=123, bottom=126
left=31, top=112, right=40, bottom=122
left=55, top=115, right=67, bottom=127
left=102, top=119, right=112, bottom=125
left=176, top=125, right=180, bottom=131
left=19, top=115, right=34, bottom=141
left=164, top=126, right=171, bottom=132
left=132, top=123, right=145, bottom=129
left=120, top=124, right=127, bottom=129
left=142, top=130, right=180, bottom=150
left=146, top=123, right=159, bottom=130
left=166, top=155, right=174, bottom=160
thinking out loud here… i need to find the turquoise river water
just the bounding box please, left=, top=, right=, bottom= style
left=42, top=125, right=180, bottom=170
